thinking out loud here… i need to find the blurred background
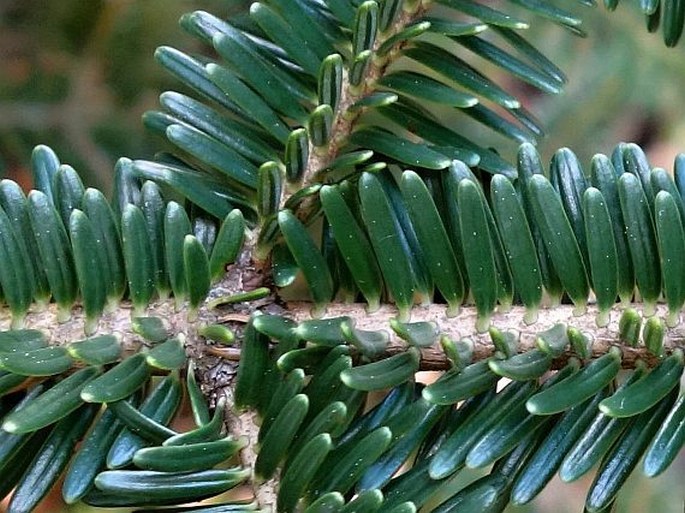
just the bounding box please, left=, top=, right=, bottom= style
left=0, top=0, right=683, bottom=512
left=3, top=1, right=685, bottom=190
left=0, top=0, right=246, bottom=192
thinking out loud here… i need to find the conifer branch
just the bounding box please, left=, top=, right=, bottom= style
left=287, top=302, right=685, bottom=369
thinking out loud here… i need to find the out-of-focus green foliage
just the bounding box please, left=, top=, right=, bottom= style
left=3, top=1, right=685, bottom=187
left=0, top=0, right=247, bottom=190
left=450, top=3, right=685, bottom=170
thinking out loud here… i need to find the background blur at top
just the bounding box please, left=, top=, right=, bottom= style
left=0, top=2, right=683, bottom=511
left=0, top=0, right=247, bottom=192
left=3, top=1, right=685, bottom=193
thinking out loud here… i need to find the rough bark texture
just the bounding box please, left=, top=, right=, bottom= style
left=4, top=299, right=680, bottom=370
left=288, top=302, right=684, bottom=369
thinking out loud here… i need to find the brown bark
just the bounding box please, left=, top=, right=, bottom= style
left=3, top=299, right=680, bottom=376
left=288, top=302, right=685, bottom=369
